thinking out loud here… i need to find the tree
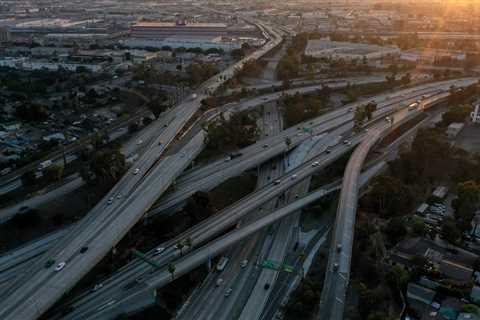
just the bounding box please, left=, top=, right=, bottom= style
left=441, top=217, right=462, bottom=244
left=231, top=48, right=245, bottom=60
left=454, top=180, right=480, bottom=232
left=384, top=217, right=408, bottom=244
left=88, top=148, right=126, bottom=186
left=167, top=263, right=176, bottom=280
left=44, top=165, right=64, bottom=184
left=401, top=72, right=411, bottom=85
left=21, top=170, right=37, bottom=187
left=386, top=265, right=410, bottom=290
left=364, top=174, right=414, bottom=217
left=176, top=241, right=185, bottom=256
left=184, top=237, right=193, bottom=249
left=410, top=217, right=427, bottom=237
left=440, top=105, right=473, bottom=127
left=353, top=107, right=366, bottom=132
left=285, top=137, right=292, bottom=149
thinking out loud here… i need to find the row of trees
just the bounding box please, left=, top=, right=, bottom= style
left=205, top=111, right=258, bottom=152
left=353, top=101, right=378, bottom=132
left=276, top=33, right=309, bottom=80
left=282, top=86, right=331, bottom=127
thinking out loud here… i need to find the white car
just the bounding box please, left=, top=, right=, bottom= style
left=240, top=259, right=248, bottom=268
left=224, top=288, right=233, bottom=297
left=133, top=168, right=140, bottom=175
left=291, top=174, right=297, bottom=180
left=116, top=194, right=122, bottom=199
left=312, top=161, right=319, bottom=167
left=55, top=262, right=66, bottom=271
left=91, top=283, right=103, bottom=292
left=216, top=278, right=224, bottom=287
left=155, top=247, right=165, bottom=255
left=136, top=140, right=143, bottom=145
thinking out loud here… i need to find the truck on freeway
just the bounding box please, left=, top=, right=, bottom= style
left=37, top=160, right=53, bottom=171
left=216, top=256, right=229, bottom=272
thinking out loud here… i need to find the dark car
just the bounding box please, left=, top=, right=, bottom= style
left=80, top=246, right=88, bottom=253
left=264, top=283, right=270, bottom=290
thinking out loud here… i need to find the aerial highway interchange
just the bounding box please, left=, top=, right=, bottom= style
left=0, top=16, right=478, bottom=320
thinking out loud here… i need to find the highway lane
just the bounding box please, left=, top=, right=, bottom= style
left=0, top=130, right=206, bottom=320
left=176, top=102, right=285, bottom=320
left=237, top=134, right=329, bottom=320
left=148, top=78, right=466, bottom=216
left=59, top=123, right=371, bottom=320
left=0, top=79, right=472, bottom=312
left=316, top=88, right=470, bottom=320
left=1, top=78, right=473, bottom=267
left=54, top=79, right=477, bottom=319
left=0, top=19, right=284, bottom=320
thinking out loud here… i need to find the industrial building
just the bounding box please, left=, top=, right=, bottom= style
left=130, top=21, right=229, bottom=39
left=471, top=104, right=480, bottom=124
left=304, top=38, right=400, bottom=61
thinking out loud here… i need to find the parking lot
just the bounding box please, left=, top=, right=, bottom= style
left=455, top=122, right=480, bottom=153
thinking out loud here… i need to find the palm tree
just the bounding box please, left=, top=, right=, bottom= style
left=168, top=263, right=176, bottom=280
left=184, top=237, right=193, bottom=250
left=176, top=241, right=185, bottom=256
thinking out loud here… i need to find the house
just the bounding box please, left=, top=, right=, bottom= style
left=439, top=260, right=473, bottom=283
left=471, top=286, right=480, bottom=304
left=458, top=313, right=480, bottom=320
left=407, top=282, right=436, bottom=316
left=388, top=238, right=478, bottom=284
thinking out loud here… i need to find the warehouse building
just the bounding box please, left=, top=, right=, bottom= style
left=304, top=38, right=400, bottom=61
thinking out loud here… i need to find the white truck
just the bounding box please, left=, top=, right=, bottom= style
left=216, top=256, right=229, bottom=272
left=37, top=160, right=53, bottom=171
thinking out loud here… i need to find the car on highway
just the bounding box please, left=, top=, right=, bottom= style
left=55, top=262, right=66, bottom=272
left=133, top=168, right=140, bottom=175
left=263, top=144, right=269, bottom=148
left=117, top=194, right=122, bottom=199
left=154, top=247, right=165, bottom=255
left=325, top=146, right=332, bottom=154
left=274, top=179, right=281, bottom=185
left=311, top=161, right=319, bottom=167
left=240, top=259, right=248, bottom=268
left=264, top=283, right=270, bottom=290
left=291, top=174, right=297, bottom=180
left=224, top=288, right=233, bottom=297
left=216, top=278, right=224, bottom=287
left=91, top=283, right=103, bottom=292
left=107, top=197, right=113, bottom=205
left=217, top=256, right=229, bottom=272
left=333, top=263, right=339, bottom=271
left=80, top=246, right=88, bottom=253
left=136, top=140, right=143, bottom=145
left=337, top=244, right=342, bottom=252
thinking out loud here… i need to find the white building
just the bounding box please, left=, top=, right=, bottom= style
left=471, top=104, right=480, bottom=124
left=122, top=35, right=240, bottom=52
left=446, top=122, right=465, bottom=139
left=304, top=38, right=400, bottom=61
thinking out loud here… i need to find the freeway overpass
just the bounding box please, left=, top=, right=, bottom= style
left=51, top=79, right=477, bottom=319
left=0, top=20, right=284, bottom=320
left=0, top=81, right=474, bottom=318
left=0, top=78, right=449, bottom=294
left=317, top=89, right=468, bottom=320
